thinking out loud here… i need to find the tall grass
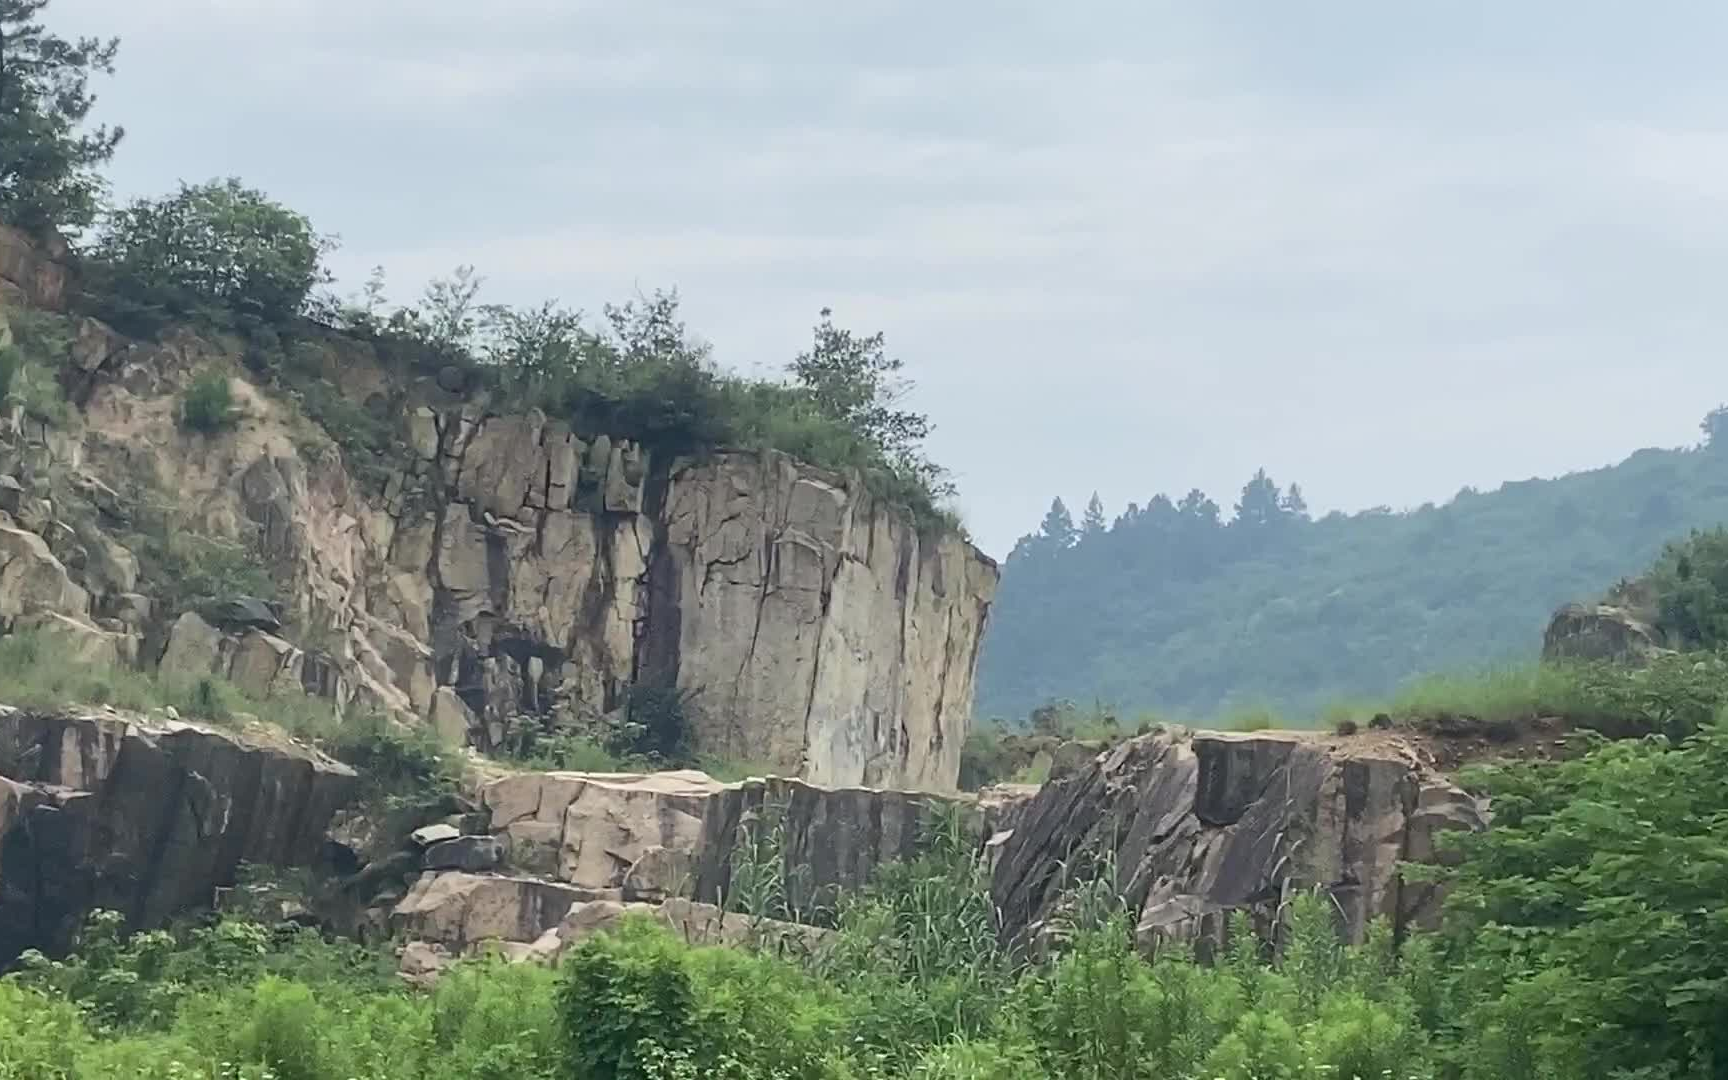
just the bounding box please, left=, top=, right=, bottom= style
left=0, top=631, right=340, bottom=743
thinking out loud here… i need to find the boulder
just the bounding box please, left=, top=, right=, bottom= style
left=157, top=611, right=228, bottom=678
left=0, top=524, right=87, bottom=621
left=410, top=823, right=461, bottom=848
left=990, top=728, right=1489, bottom=954
left=13, top=610, right=136, bottom=667
left=201, top=596, right=282, bottom=634
left=391, top=872, right=592, bottom=950
left=423, top=835, right=505, bottom=873
left=1542, top=602, right=1670, bottom=664
left=226, top=631, right=306, bottom=699
left=427, top=686, right=475, bottom=748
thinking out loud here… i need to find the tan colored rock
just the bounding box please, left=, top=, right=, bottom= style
left=623, top=846, right=694, bottom=901
left=398, top=940, right=452, bottom=988
left=0, top=524, right=87, bottom=621
left=227, top=631, right=306, bottom=698
left=1542, top=601, right=1670, bottom=665
left=158, top=611, right=229, bottom=679
left=654, top=452, right=997, bottom=789
left=83, top=533, right=139, bottom=595
left=68, top=318, right=128, bottom=374
left=559, top=771, right=717, bottom=889
left=391, top=872, right=591, bottom=950
left=0, top=224, right=67, bottom=309
left=428, top=686, right=475, bottom=748
left=14, top=610, right=136, bottom=667
left=989, top=728, right=1490, bottom=953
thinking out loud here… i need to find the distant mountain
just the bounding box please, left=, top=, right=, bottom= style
left=975, top=420, right=1728, bottom=724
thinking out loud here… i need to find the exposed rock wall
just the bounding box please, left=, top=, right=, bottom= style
left=473, top=767, right=976, bottom=908
left=989, top=728, right=1488, bottom=952
left=0, top=230, right=998, bottom=790
left=0, top=707, right=358, bottom=961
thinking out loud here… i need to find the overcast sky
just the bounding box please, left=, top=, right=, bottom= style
left=53, top=0, right=1728, bottom=557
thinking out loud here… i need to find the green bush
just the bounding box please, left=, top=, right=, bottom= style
left=88, top=179, right=333, bottom=329
left=180, top=370, right=237, bottom=433
left=1652, top=526, right=1728, bottom=648
left=556, top=919, right=706, bottom=1080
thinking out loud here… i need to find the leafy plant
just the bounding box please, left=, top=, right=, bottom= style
left=87, top=179, right=333, bottom=329
left=179, top=370, right=237, bottom=433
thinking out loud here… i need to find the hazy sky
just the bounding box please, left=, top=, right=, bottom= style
left=53, top=1, right=1728, bottom=557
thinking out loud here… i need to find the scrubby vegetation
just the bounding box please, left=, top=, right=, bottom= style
left=983, top=431, right=1728, bottom=721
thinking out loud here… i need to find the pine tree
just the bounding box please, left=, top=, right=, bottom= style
left=1233, top=468, right=1284, bottom=528
left=1282, top=482, right=1310, bottom=520
left=0, top=0, right=123, bottom=233
left=1039, top=497, right=1077, bottom=548
left=1081, top=492, right=1107, bottom=537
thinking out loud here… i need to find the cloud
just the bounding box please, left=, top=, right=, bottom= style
left=51, top=0, right=1728, bottom=554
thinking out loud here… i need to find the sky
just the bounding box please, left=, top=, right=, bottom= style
left=50, top=0, right=1728, bottom=558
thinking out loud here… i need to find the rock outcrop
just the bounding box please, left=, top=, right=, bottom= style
left=0, top=229, right=998, bottom=790
left=473, top=767, right=976, bottom=911
left=1542, top=601, right=1671, bottom=665
left=989, top=728, right=1488, bottom=953
left=0, top=707, right=358, bottom=961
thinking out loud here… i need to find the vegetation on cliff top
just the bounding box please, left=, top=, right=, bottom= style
left=0, top=0, right=960, bottom=532
left=981, top=433, right=1728, bottom=723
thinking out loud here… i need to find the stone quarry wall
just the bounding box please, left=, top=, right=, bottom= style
left=0, top=227, right=998, bottom=790
left=989, top=727, right=1489, bottom=953
left=0, top=707, right=358, bottom=961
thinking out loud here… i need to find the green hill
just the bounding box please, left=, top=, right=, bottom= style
left=976, top=421, right=1728, bottom=724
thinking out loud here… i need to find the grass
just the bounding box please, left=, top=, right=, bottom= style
left=0, top=631, right=340, bottom=745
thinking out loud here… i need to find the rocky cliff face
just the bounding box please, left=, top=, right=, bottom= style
left=989, top=727, right=1488, bottom=952
left=0, top=707, right=357, bottom=961
left=0, top=226, right=997, bottom=790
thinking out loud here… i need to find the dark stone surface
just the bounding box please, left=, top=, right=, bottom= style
left=0, top=708, right=358, bottom=961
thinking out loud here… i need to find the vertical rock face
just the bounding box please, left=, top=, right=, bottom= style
left=652, top=454, right=997, bottom=789
left=0, top=708, right=358, bottom=961
left=989, top=729, right=1489, bottom=951
left=0, top=228, right=999, bottom=792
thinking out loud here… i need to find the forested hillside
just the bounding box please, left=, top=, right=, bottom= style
left=978, top=414, right=1728, bottom=723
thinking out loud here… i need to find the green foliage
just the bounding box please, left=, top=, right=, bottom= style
left=179, top=369, right=237, bottom=433
left=0, top=0, right=123, bottom=234
left=557, top=919, right=706, bottom=1080
left=1651, top=526, right=1728, bottom=648
left=87, top=179, right=333, bottom=330
left=1428, top=720, right=1728, bottom=1079
left=982, top=433, right=1728, bottom=722
left=317, top=272, right=960, bottom=530
left=0, top=630, right=332, bottom=740
left=0, top=306, right=70, bottom=424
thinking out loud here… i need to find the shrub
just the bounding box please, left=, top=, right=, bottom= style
left=88, top=179, right=334, bottom=328
left=556, top=920, right=706, bottom=1080
left=1651, top=526, right=1728, bottom=648
left=180, top=370, right=237, bottom=433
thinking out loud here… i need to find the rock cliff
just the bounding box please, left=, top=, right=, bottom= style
left=0, top=225, right=997, bottom=790
left=0, top=707, right=357, bottom=961
left=989, top=727, right=1488, bottom=952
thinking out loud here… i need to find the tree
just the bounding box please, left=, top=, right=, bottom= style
left=89, top=178, right=332, bottom=325
left=1233, top=468, right=1284, bottom=529
left=1176, top=488, right=1221, bottom=527
left=1039, top=497, right=1077, bottom=548
left=1081, top=492, right=1106, bottom=537
left=1281, top=482, right=1310, bottom=520
left=1702, top=405, right=1728, bottom=451
left=790, top=308, right=933, bottom=468
left=0, top=0, right=122, bottom=233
